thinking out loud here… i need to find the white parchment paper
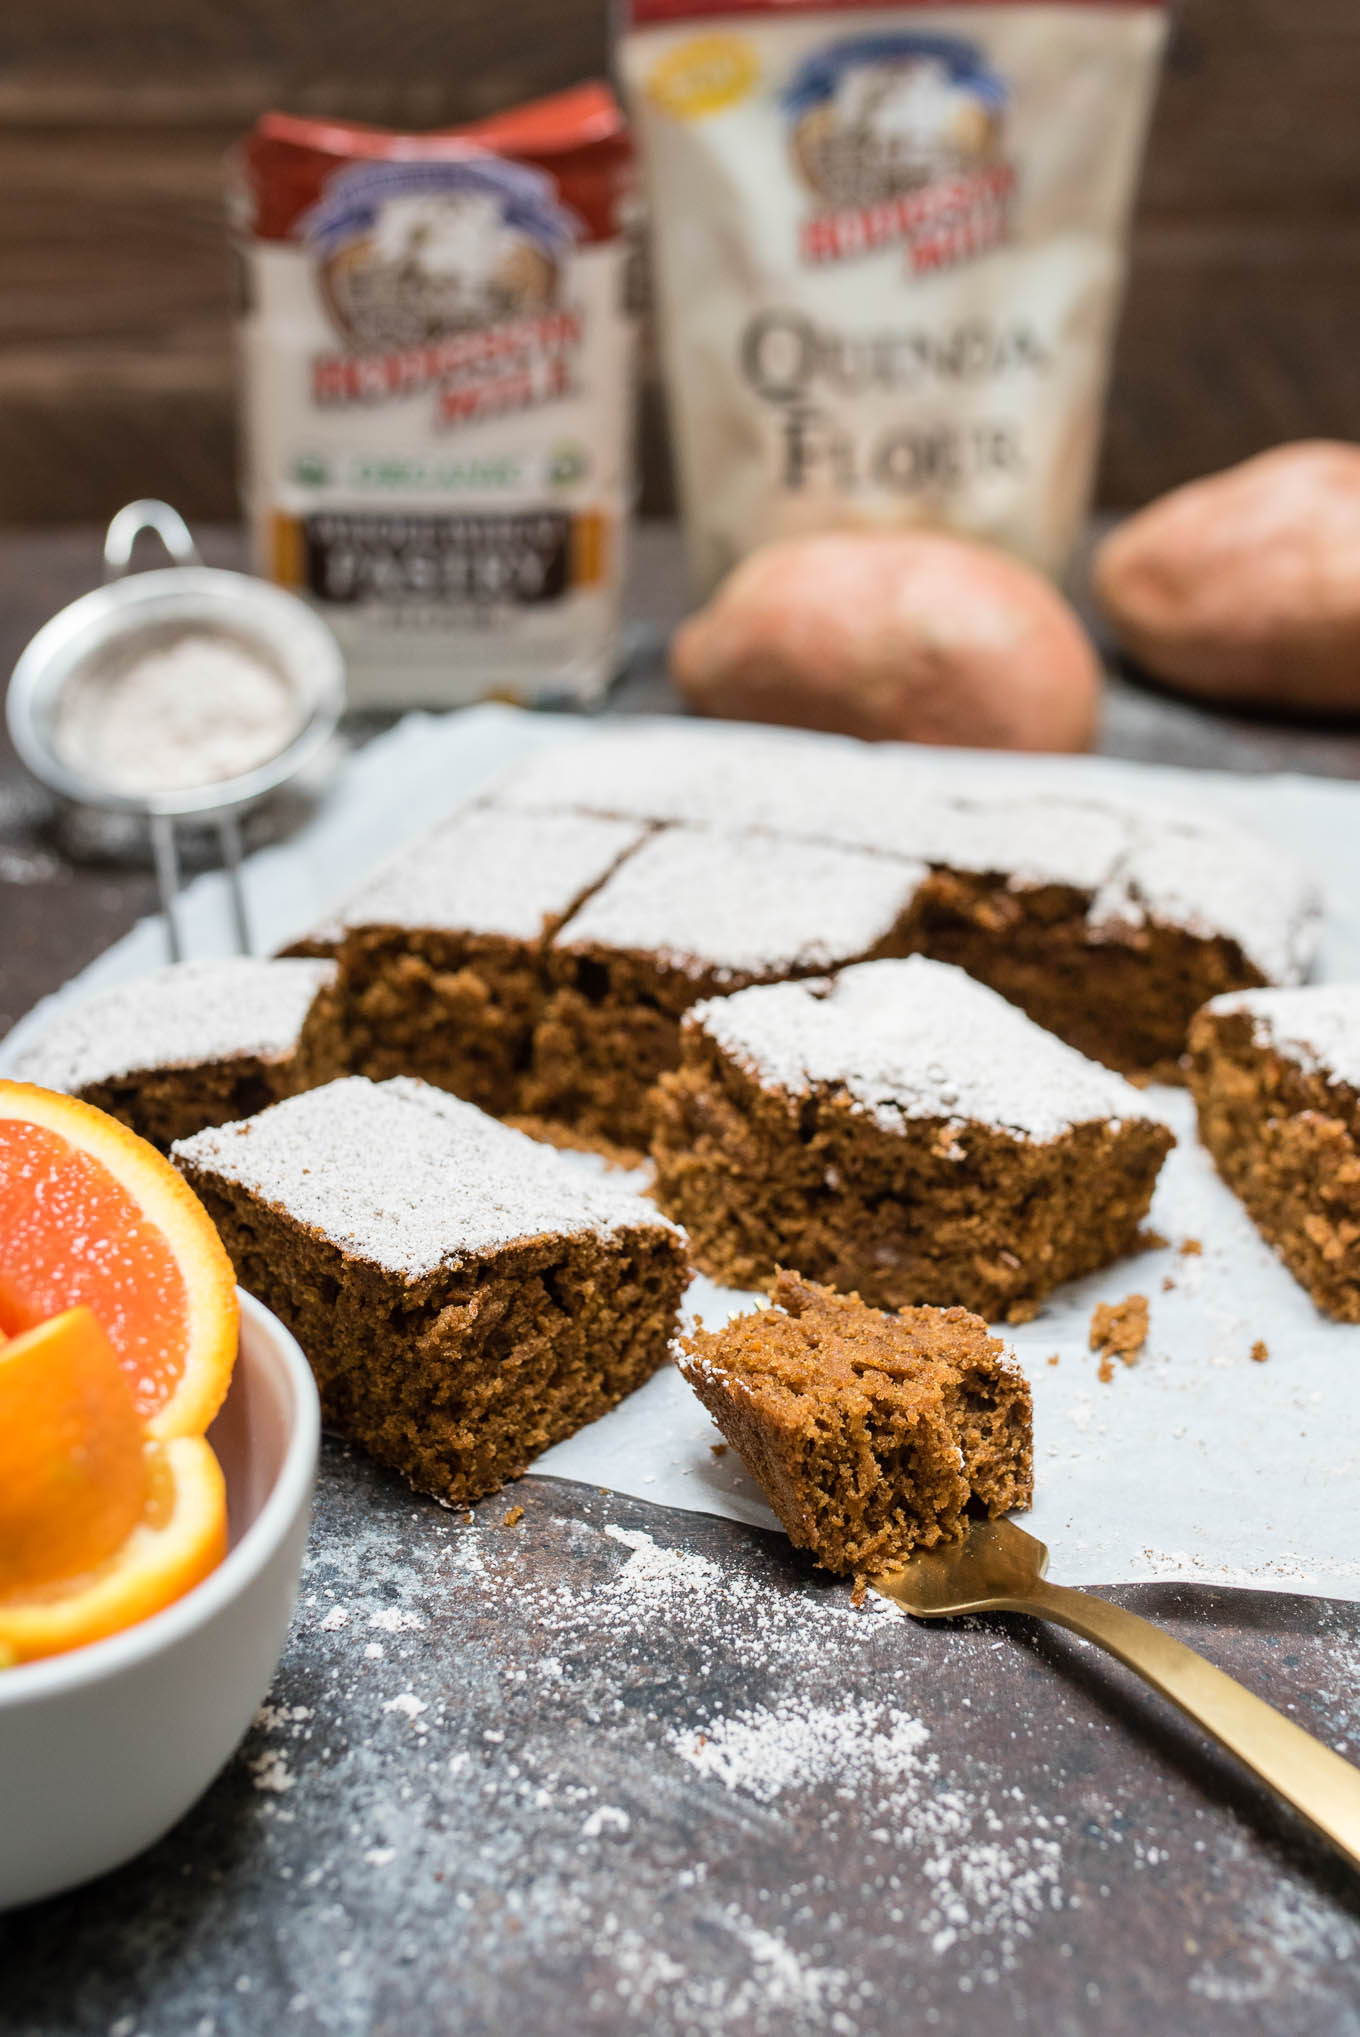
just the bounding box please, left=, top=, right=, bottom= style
left=7, top=704, right=1360, bottom=1594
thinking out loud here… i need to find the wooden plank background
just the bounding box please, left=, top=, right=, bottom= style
left=0, top=0, right=1356, bottom=523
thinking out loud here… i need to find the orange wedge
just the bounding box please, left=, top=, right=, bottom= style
left=0, top=1307, right=148, bottom=1596
left=0, top=1436, right=228, bottom=1664
left=0, top=1082, right=238, bottom=1439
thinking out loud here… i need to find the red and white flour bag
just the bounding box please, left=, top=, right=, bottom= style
left=619, top=3, right=1166, bottom=590
left=232, top=86, right=636, bottom=706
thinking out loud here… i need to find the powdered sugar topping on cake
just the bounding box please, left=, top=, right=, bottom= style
left=489, top=724, right=1122, bottom=889
left=488, top=722, right=1320, bottom=977
left=487, top=720, right=868, bottom=833
left=173, top=1076, right=681, bottom=1276
left=554, top=825, right=928, bottom=981
left=1205, top=983, right=1360, bottom=1093
left=689, top=956, right=1167, bottom=1142
left=12, top=957, right=337, bottom=1095
left=300, top=805, right=649, bottom=945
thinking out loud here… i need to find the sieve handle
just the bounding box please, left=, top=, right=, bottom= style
left=103, top=500, right=202, bottom=582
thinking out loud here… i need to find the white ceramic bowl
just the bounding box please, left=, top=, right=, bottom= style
left=0, top=1291, right=319, bottom=1910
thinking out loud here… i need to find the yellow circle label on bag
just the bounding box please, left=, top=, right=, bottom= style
left=647, top=34, right=759, bottom=121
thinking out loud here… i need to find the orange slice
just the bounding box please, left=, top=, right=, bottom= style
left=0, top=1082, right=238, bottom=1439
left=0, top=1436, right=228, bottom=1664
left=0, top=1306, right=148, bottom=1595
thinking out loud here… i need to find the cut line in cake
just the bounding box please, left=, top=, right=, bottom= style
left=484, top=720, right=1320, bottom=1078
left=521, top=824, right=931, bottom=1148
left=282, top=803, right=651, bottom=1115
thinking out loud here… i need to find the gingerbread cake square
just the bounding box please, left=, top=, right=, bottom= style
left=522, top=824, right=929, bottom=1149
left=11, top=957, right=347, bottom=1149
left=173, top=1076, right=689, bottom=1505
left=282, top=804, right=648, bottom=1115
left=678, top=1271, right=1033, bottom=1575
left=1189, top=986, right=1360, bottom=1321
left=651, top=955, right=1174, bottom=1319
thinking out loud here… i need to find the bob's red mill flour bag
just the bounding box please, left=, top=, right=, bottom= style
left=232, top=86, right=635, bottom=706
left=619, top=2, right=1167, bottom=590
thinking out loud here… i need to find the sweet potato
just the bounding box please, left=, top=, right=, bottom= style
left=670, top=530, right=1099, bottom=751
left=1093, top=441, right=1360, bottom=710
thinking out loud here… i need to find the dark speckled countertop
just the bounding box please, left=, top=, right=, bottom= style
left=3, top=523, right=1360, bottom=2037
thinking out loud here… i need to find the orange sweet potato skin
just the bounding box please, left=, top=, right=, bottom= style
left=669, top=530, right=1099, bottom=752
left=1093, top=441, right=1360, bottom=710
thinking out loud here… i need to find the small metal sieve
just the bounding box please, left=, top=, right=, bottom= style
left=6, top=501, right=345, bottom=960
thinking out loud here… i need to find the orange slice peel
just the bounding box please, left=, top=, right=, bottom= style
left=0, top=1081, right=238, bottom=1440
left=0, top=1436, right=228, bottom=1665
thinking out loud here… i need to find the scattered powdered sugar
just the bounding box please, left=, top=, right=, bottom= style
left=671, top=1698, right=929, bottom=1804
left=248, top=1749, right=296, bottom=1794
left=602, top=1523, right=729, bottom=1609
left=172, top=1075, right=681, bottom=1277
left=554, top=824, right=928, bottom=982
left=1202, top=982, right=1360, bottom=1095
left=238, top=1494, right=1360, bottom=2026
left=610, top=1554, right=1067, bottom=1980
left=382, top=1693, right=428, bottom=1724
left=690, top=955, right=1167, bottom=1143
left=53, top=630, right=302, bottom=795
left=588, top=1904, right=862, bottom=2030
left=668, top=1693, right=1062, bottom=1967
left=369, top=1606, right=424, bottom=1633
left=298, top=1506, right=1067, bottom=1997
left=11, top=956, right=337, bottom=1094
left=1188, top=1871, right=1360, bottom=2008
left=303, top=803, right=649, bottom=947
left=580, top=1805, right=631, bottom=1837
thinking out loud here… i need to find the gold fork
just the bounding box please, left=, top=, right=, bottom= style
left=873, top=1515, right=1360, bottom=1872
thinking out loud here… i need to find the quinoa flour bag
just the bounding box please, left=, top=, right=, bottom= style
left=619, top=3, right=1166, bottom=590
left=233, top=86, right=636, bottom=705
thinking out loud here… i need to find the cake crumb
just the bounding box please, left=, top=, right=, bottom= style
left=710, top=1441, right=728, bottom=1458
left=1250, top=1339, right=1269, bottom=1364
left=850, top=1575, right=869, bottom=1608
left=1046, top=1353, right=1060, bottom=1368
left=1006, top=1297, right=1040, bottom=1326
left=1136, top=1227, right=1169, bottom=1252
left=1162, top=1276, right=1176, bottom=1293
left=502, top=1506, right=525, bottom=1527
left=1096, top=1353, right=1115, bottom=1384
left=1179, top=1237, right=1203, bottom=1257
left=1089, top=1293, right=1149, bottom=1369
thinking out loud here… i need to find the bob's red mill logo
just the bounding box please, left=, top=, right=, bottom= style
left=298, top=157, right=585, bottom=428
left=784, top=33, right=1016, bottom=274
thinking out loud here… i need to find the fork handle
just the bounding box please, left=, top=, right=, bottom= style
left=1012, top=1578, right=1360, bottom=1872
